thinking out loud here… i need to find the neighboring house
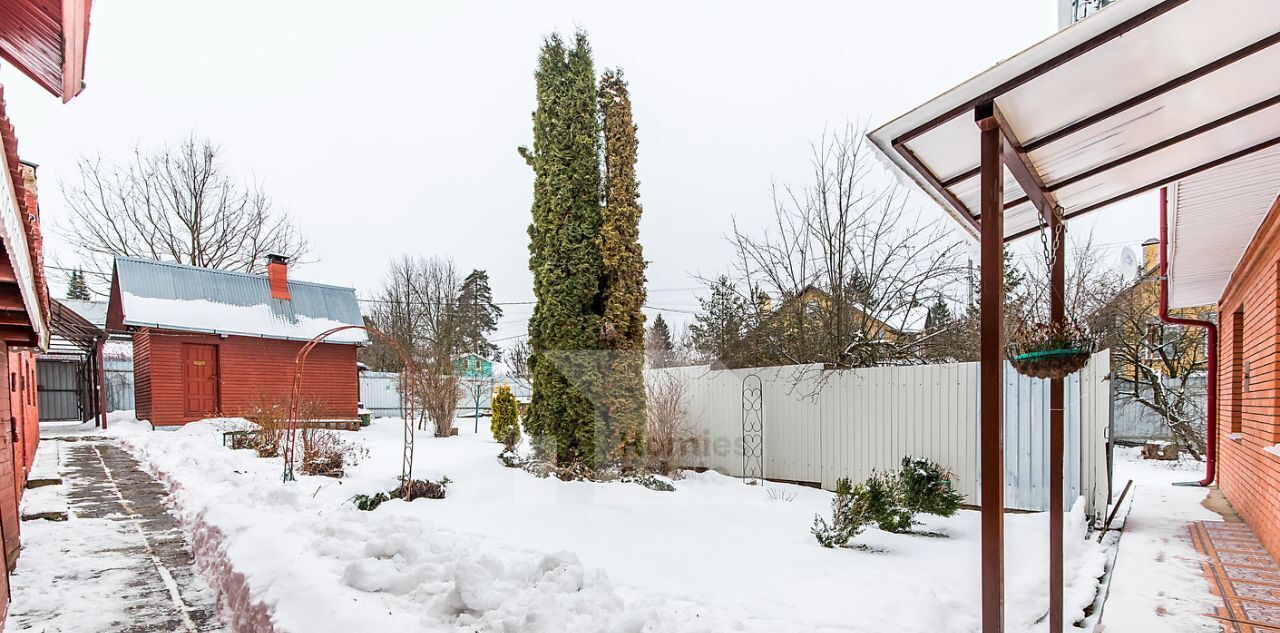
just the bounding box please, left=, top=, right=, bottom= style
left=0, top=0, right=95, bottom=616
left=453, top=352, right=494, bottom=378
left=105, top=256, right=368, bottom=427
left=1096, top=239, right=1214, bottom=382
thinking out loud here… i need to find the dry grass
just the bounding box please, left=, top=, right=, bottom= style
left=241, top=397, right=291, bottom=458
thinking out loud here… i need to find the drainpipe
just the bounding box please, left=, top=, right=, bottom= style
left=1159, top=187, right=1217, bottom=486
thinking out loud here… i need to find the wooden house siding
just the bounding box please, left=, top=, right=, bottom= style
left=1217, top=193, right=1280, bottom=563
left=134, top=329, right=358, bottom=426
left=134, top=329, right=153, bottom=422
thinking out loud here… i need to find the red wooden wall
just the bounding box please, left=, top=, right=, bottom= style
left=0, top=341, right=39, bottom=622
left=133, top=329, right=359, bottom=426
left=1218, top=194, right=1280, bottom=562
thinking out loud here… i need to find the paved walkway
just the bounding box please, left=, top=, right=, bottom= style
left=6, top=437, right=224, bottom=632
left=1191, top=520, right=1280, bottom=632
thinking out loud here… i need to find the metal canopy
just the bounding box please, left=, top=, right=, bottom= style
left=867, top=0, right=1280, bottom=242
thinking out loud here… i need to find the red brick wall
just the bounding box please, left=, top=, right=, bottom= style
left=133, top=329, right=359, bottom=426
left=1218, top=194, right=1280, bottom=562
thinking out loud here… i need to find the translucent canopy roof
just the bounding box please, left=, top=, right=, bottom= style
left=867, top=0, right=1280, bottom=242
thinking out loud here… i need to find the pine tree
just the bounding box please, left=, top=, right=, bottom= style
left=66, top=269, right=90, bottom=300
left=690, top=276, right=750, bottom=363
left=455, top=269, right=502, bottom=359
left=519, top=31, right=606, bottom=466
left=924, top=297, right=952, bottom=333
left=646, top=313, right=673, bottom=368
left=598, top=68, right=647, bottom=465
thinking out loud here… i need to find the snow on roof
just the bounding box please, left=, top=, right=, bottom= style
left=60, top=299, right=108, bottom=327
left=111, top=257, right=368, bottom=344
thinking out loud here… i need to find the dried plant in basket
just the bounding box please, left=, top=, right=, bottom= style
left=1006, top=321, right=1095, bottom=380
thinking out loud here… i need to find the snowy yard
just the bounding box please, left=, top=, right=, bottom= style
left=103, top=414, right=1112, bottom=633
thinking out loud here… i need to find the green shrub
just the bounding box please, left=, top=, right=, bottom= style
left=897, top=456, right=964, bottom=519
left=812, top=478, right=869, bottom=548
left=857, top=471, right=913, bottom=533
left=490, top=385, right=521, bottom=452
left=814, top=457, right=965, bottom=545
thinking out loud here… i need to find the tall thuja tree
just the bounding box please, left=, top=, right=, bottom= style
left=456, top=269, right=503, bottom=358
left=598, top=68, right=648, bottom=465
left=519, top=31, right=606, bottom=465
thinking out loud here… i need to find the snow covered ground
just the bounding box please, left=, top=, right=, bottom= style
left=112, top=414, right=1109, bottom=633
left=1097, top=447, right=1220, bottom=632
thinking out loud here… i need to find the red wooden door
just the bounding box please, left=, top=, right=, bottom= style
left=182, top=344, right=219, bottom=417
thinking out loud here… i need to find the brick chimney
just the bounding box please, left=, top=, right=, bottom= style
left=267, top=254, right=290, bottom=300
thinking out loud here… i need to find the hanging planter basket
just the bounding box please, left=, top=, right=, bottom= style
left=1006, top=322, right=1096, bottom=380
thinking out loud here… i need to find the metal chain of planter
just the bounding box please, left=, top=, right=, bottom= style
left=281, top=325, right=422, bottom=500
left=1009, top=205, right=1094, bottom=380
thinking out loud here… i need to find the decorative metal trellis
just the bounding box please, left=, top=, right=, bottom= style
left=741, top=373, right=764, bottom=484
left=281, top=325, right=420, bottom=499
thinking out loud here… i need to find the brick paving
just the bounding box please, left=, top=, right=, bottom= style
left=1191, top=520, right=1280, bottom=632
left=6, top=437, right=223, bottom=632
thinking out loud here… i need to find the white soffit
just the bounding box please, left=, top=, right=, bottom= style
left=867, top=0, right=1280, bottom=242
left=1168, top=146, right=1280, bottom=309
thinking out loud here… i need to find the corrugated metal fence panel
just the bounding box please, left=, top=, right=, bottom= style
left=1081, top=349, right=1113, bottom=516
left=1110, top=375, right=1206, bottom=443
left=105, top=369, right=135, bottom=412
left=360, top=371, right=404, bottom=418
left=650, top=351, right=1112, bottom=518
left=37, top=360, right=80, bottom=421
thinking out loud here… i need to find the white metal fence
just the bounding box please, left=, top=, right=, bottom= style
left=360, top=371, right=404, bottom=418
left=648, top=350, right=1112, bottom=518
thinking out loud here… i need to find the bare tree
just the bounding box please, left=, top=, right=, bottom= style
left=505, top=339, right=532, bottom=381
left=930, top=233, right=1122, bottom=363
left=717, top=123, right=966, bottom=368
left=61, top=135, right=308, bottom=279
left=364, top=255, right=465, bottom=435
left=644, top=372, right=699, bottom=475
left=1090, top=251, right=1208, bottom=457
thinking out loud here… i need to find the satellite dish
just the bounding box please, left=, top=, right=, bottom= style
left=1119, top=246, right=1138, bottom=272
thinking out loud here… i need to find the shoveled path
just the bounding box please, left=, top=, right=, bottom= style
left=6, top=436, right=224, bottom=632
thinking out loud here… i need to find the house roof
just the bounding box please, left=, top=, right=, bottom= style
left=108, top=257, right=368, bottom=344
left=0, top=89, right=48, bottom=349
left=0, top=0, right=93, bottom=102
left=60, top=298, right=106, bottom=327
left=867, top=0, right=1280, bottom=243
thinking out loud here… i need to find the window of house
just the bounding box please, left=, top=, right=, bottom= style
left=1231, top=308, right=1245, bottom=436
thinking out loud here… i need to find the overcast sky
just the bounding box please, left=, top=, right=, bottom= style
left=3, top=0, right=1155, bottom=344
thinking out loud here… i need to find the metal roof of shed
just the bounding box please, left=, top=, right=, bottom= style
left=109, top=257, right=367, bottom=344
left=867, top=0, right=1280, bottom=243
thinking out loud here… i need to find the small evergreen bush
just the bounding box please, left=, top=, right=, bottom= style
left=897, top=456, right=964, bottom=519
left=490, top=385, right=521, bottom=452
left=812, top=478, right=869, bottom=548
left=814, top=457, right=965, bottom=546
left=857, top=471, right=913, bottom=533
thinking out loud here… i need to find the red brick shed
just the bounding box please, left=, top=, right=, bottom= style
left=106, top=256, right=367, bottom=427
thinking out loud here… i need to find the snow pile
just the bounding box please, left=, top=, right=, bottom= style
left=118, top=414, right=1110, bottom=633
left=121, top=421, right=762, bottom=632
